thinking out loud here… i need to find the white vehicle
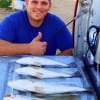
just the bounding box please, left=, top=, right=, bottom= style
left=73, top=0, right=100, bottom=99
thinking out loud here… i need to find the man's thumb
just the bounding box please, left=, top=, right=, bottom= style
left=34, top=32, right=42, bottom=41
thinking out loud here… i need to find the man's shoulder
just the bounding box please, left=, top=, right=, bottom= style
left=7, top=10, right=25, bottom=19
left=47, top=13, right=61, bottom=20
left=0, top=10, right=26, bottom=28
left=46, top=13, right=65, bottom=26
left=1, top=11, right=25, bottom=24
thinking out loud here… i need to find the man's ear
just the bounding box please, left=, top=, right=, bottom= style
left=49, top=2, right=52, bottom=10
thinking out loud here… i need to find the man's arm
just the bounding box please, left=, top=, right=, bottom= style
left=0, top=39, right=30, bottom=56
left=57, top=48, right=73, bottom=55
left=0, top=33, right=47, bottom=56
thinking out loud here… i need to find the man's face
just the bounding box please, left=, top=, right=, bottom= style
left=26, top=0, right=51, bottom=21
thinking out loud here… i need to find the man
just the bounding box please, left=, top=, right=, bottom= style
left=0, top=0, right=72, bottom=56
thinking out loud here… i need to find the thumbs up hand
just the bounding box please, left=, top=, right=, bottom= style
left=29, top=32, right=47, bottom=56
left=33, top=32, right=42, bottom=41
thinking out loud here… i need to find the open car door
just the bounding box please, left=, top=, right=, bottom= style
left=73, top=0, right=100, bottom=99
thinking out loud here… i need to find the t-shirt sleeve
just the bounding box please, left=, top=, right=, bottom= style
left=55, top=25, right=72, bottom=51
left=0, top=17, right=15, bottom=42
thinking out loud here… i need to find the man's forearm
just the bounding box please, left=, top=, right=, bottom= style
left=59, top=48, right=73, bottom=55
left=0, top=40, right=30, bottom=56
